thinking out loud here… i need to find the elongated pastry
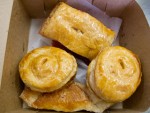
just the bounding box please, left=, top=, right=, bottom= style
left=19, top=47, right=77, bottom=92
left=20, top=82, right=107, bottom=112
left=40, top=2, right=115, bottom=60
left=87, top=46, right=141, bottom=103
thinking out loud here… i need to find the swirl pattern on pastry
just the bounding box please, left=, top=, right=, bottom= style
left=87, top=46, right=141, bottom=102
left=19, top=47, right=77, bottom=92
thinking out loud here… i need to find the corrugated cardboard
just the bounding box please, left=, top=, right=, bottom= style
left=0, top=0, right=149, bottom=113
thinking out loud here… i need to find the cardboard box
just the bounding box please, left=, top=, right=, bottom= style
left=0, top=0, right=150, bottom=113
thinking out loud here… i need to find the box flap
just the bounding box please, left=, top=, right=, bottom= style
left=93, top=0, right=134, bottom=17
left=21, top=0, right=45, bottom=18
left=21, top=0, right=134, bottom=18
left=119, top=1, right=150, bottom=111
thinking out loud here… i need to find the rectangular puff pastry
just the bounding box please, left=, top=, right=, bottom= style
left=40, top=2, right=115, bottom=60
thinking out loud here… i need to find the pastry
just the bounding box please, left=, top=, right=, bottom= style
left=87, top=46, right=141, bottom=103
left=19, top=47, right=77, bottom=92
left=40, top=2, right=115, bottom=60
left=20, top=82, right=105, bottom=112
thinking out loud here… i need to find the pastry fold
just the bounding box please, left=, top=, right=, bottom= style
left=87, top=46, right=141, bottom=103
left=19, top=47, right=77, bottom=92
left=40, top=2, right=115, bottom=60
left=20, top=83, right=107, bottom=112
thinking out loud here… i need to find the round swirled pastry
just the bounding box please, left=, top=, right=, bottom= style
left=19, top=47, right=77, bottom=92
left=87, top=46, right=141, bottom=103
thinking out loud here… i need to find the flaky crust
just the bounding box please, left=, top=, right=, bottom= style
left=87, top=46, right=142, bottom=103
left=40, top=2, right=115, bottom=60
left=20, top=83, right=104, bottom=112
left=19, top=47, right=77, bottom=92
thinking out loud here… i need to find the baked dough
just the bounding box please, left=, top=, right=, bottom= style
left=87, top=46, right=141, bottom=103
left=20, top=82, right=107, bottom=112
left=40, top=2, right=115, bottom=60
left=19, top=47, right=77, bottom=92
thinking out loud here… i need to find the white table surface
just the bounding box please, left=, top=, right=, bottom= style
left=137, top=0, right=150, bottom=26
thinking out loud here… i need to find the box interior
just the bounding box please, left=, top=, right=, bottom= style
left=0, top=0, right=150, bottom=113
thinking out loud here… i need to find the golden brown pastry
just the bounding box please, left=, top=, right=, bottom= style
left=40, top=2, right=115, bottom=60
left=83, top=85, right=114, bottom=112
left=87, top=46, right=141, bottom=103
left=20, top=82, right=107, bottom=112
left=19, top=47, right=77, bottom=92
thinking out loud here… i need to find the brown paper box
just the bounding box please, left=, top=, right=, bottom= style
left=0, top=0, right=149, bottom=113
